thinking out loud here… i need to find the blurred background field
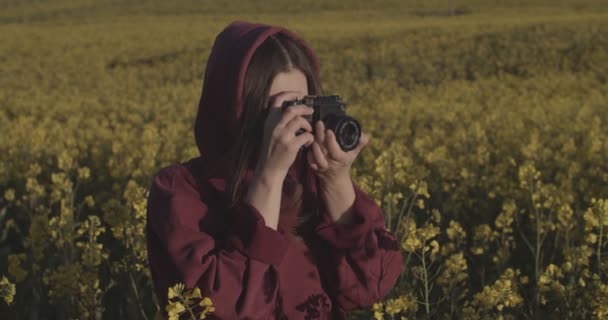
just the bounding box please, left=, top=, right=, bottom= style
left=1, top=0, right=608, bottom=319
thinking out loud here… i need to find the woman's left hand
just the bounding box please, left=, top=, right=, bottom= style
left=306, top=120, right=370, bottom=182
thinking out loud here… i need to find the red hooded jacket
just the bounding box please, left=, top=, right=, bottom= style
left=145, top=21, right=403, bottom=320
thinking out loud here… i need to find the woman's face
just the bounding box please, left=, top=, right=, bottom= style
left=268, top=68, right=309, bottom=101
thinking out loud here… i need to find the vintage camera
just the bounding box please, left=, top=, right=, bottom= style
left=282, top=95, right=361, bottom=152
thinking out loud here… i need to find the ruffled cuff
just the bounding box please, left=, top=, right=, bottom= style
left=314, top=180, right=384, bottom=251
left=226, top=201, right=291, bottom=267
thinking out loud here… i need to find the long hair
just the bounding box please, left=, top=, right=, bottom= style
left=224, top=33, right=322, bottom=222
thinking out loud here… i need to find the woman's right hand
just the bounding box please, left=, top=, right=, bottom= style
left=254, top=91, right=315, bottom=182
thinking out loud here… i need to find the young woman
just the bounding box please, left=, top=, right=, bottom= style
left=146, top=20, right=403, bottom=320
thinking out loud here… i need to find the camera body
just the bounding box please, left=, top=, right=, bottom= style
left=282, top=95, right=361, bottom=152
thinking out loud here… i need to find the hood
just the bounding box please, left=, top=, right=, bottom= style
left=194, top=20, right=320, bottom=183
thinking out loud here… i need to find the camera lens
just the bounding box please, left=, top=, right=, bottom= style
left=340, top=121, right=360, bottom=148
left=324, top=115, right=360, bottom=152
left=336, top=118, right=360, bottom=151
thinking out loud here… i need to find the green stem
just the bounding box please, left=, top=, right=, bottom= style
left=393, top=192, right=412, bottom=235
left=398, top=193, right=418, bottom=283
left=449, top=291, right=455, bottom=319
left=531, top=182, right=542, bottom=320
left=178, top=296, right=198, bottom=320
left=387, top=165, right=394, bottom=231
left=399, top=193, right=418, bottom=246
left=598, top=222, right=603, bottom=273
left=128, top=271, right=150, bottom=320
left=421, top=247, right=430, bottom=316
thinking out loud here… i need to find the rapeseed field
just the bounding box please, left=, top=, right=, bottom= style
left=1, top=0, right=607, bottom=319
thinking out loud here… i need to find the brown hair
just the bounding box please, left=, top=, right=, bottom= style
left=224, top=33, right=322, bottom=226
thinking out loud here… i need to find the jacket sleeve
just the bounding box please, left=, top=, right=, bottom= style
left=313, top=180, right=404, bottom=312
left=145, top=166, right=290, bottom=319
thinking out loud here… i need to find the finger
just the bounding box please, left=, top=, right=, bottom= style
left=315, top=120, right=325, bottom=145
left=351, top=132, right=370, bottom=154
left=264, top=91, right=303, bottom=132
left=309, top=163, right=319, bottom=171
left=267, top=91, right=306, bottom=128
left=306, top=146, right=318, bottom=170
left=314, top=121, right=328, bottom=158
left=269, top=91, right=306, bottom=108
left=325, top=130, right=350, bottom=163
left=311, top=141, right=329, bottom=170
left=293, top=132, right=315, bottom=149
left=276, top=105, right=314, bottom=129
left=284, top=115, right=313, bottom=136
left=304, top=137, right=314, bottom=147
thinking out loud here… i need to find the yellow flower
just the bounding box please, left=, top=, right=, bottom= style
left=78, top=166, right=91, bottom=180
left=402, top=235, right=422, bottom=252
left=419, top=224, right=440, bottom=241
left=199, top=296, right=212, bottom=307
left=373, top=310, right=384, bottom=320
left=373, top=302, right=384, bottom=319
left=429, top=240, right=440, bottom=256
left=416, top=199, right=425, bottom=209
left=165, top=301, right=185, bottom=320
left=438, top=252, right=468, bottom=288
left=585, top=233, right=598, bottom=244
left=84, top=195, right=95, bottom=207
left=0, top=275, right=16, bottom=305
left=168, top=283, right=185, bottom=300
left=3, top=188, right=15, bottom=202
left=57, top=150, right=74, bottom=171
left=199, top=297, right=215, bottom=318
left=446, top=221, right=466, bottom=241
left=185, top=287, right=202, bottom=300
